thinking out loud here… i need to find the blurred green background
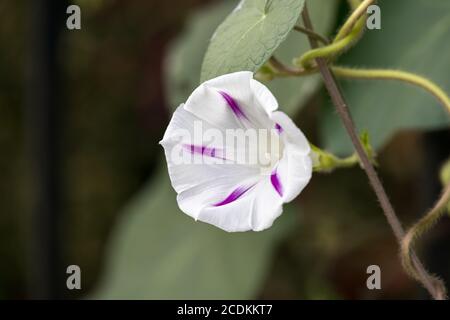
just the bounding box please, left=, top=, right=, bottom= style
left=0, top=0, right=449, bottom=299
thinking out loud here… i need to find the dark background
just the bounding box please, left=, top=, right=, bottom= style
left=0, top=0, right=449, bottom=299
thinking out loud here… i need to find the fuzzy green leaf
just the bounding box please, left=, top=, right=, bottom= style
left=166, top=0, right=339, bottom=116
left=200, top=0, right=305, bottom=82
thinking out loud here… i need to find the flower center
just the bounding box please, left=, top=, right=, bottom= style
left=257, top=129, right=284, bottom=175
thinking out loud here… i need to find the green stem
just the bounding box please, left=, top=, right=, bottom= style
left=293, top=0, right=372, bottom=69
left=301, top=2, right=447, bottom=299
left=294, top=17, right=365, bottom=68
left=320, top=154, right=359, bottom=171
left=332, top=67, right=450, bottom=115
left=347, top=0, right=362, bottom=10
left=266, top=56, right=317, bottom=78
left=401, top=184, right=450, bottom=300
left=335, top=0, right=376, bottom=42
left=311, top=144, right=359, bottom=173
left=265, top=59, right=450, bottom=117
left=311, top=132, right=376, bottom=173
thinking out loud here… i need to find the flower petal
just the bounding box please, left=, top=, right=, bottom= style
left=270, top=111, right=310, bottom=153
left=250, top=79, right=278, bottom=114
left=249, top=177, right=284, bottom=231
left=160, top=73, right=313, bottom=232
left=160, top=105, right=261, bottom=193
left=193, top=194, right=256, bottom=232
left=177, top=176, right=259, bottom=227
left=193, top=176, right=283, bottom=232
left=270, top=111, right=312, bottom=202
left=184, top=71, right=272, bottom=130
left=213, top=185, right=254, bottom=207
left=270, top=168, right=283, bottom=197
left=276, top=147, right=312, bottom=202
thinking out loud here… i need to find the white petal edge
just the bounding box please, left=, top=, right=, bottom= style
left=271, top=111, right=310, bottom=153
left=276, top=146, right=312, bottom=203
left=185, top=71, right=272, bottom=130
left=195, top=177, right=283, bottom=232
left=271, top=111, right=313, bottom=202
left=250, top=79, right=278, bottom=114
left=177, top=175, right=259, bottom=223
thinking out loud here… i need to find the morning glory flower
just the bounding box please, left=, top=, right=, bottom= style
left=160, top=71, right=312, bottom=232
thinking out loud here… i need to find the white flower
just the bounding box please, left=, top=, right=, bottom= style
left=160, top=71, right=312, bottom=232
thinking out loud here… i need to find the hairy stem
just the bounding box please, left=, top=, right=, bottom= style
left=293, top=0, right=368, bottom=69
left=332, top=67, right=450, bottom=115
left=335, top=0, right=376, bottom=42
left=401, top=184, right=450, bottom=300
left=267, top=59, right=450, bottom=118
left=301, top=2, right=446, bottom=300
left=295, top=16, right=365, bottom=68
left=312, top=148, right=360, bottom=173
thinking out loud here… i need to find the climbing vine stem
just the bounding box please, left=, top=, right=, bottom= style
left=335, top=0, right=376, bottom=42
left=333, top=67, right=450, bottom=115
left=401, top=183, right=450, bottom=300
left=294, top=0, right=370, bottom=68
left=264, top=60, right=450, bottom=117
left=300, top=1, right=447, bottom=300
left=293, top=26, right=329, bottom=45
left=294, top=13, right=365, bottom=68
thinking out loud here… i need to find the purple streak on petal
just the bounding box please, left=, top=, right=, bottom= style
left=271, top=169, right=283, bottom=197
left=219, top=91, right=249, bottom=120
left=275, top=123, right=283, bottom=134
left=183, top=144, right=222, bottom=158
left=213, top=185, right=254, bottom=207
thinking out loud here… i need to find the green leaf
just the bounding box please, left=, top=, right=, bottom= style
left=92, top=162, right=294, bottom=299
left=320, top=0, right=450, bottom=155
left=262, top=0, right=338, bottom=116
left=200, top=0, right=305, bottom=83
left=166, top=0, right=339, bottom=116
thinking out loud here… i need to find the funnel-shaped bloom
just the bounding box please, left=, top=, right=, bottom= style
left=160, top=71, right=312, bottom=232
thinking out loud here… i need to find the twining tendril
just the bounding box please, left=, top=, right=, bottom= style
left=335, top=0, right=376, bottom=42
left=401, top=159, right=450, bottom=299
left=332, top=67, right=450, bottom=115
left=262, top=59, right=450, bottom=117
left=296, top=0, right=449, bottom=299
left=401, top=181, right=450, bottom=300
left=294, top=15, right=365, bottom=69
left=293, top=0, right=371, bottom=69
